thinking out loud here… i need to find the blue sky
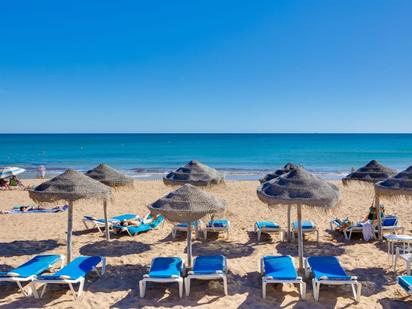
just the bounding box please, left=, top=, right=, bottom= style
left=1, top=1, right=411, bottom=133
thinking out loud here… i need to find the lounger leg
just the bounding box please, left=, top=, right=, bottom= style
left=300, top=281, right=306, bottom=300
left=262, top=279, right=266, bottom=299
left=82, top=219, right=89, bottom=230
left=316, top=230, right=319, bottom=246
left=172, top=229, right=177, bottom=239
left=312, top=279, right=319, bottom=302
left=139, top=280, right=146, bottom=298
left=204, top=230, right=208, bottom=240
left=407, top=261, right=411, bottom=276
left=356, top=282, right=362, bottom=301
left=76, top=279, right=85, bottom=299
left=30, top=282, right=39, bottom=298
left=349, top=230, right=353, bottom=240
left=40, top=283, right=48, bottom=298
left=257, top=230, right=261, bottom=242
left=16, top=281, right=26, bottom=295
left=394, top=248, right=399, bottom=273
left=223, top=276, right=228, bottom=295
left=178, top=279, right=183, bottom=298
left=185, top=277, right=191, bottom=296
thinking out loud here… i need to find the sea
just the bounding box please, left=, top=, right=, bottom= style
left=1, top=134, right=412, bottom=180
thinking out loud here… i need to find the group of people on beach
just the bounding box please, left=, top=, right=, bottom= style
left=0, top=176, right=25, bottom=190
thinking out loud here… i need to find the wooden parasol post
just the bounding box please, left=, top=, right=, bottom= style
left=103, top=199, right=110, bottom=241
left=67, top=201, right=74, bottom=263
left=297, top=204, right=304, bottom=270
left=187, top=223, right=193, bottom=268
left=375, top=195, right=382, bottom=240
left=287, top=204, right=291, bottom=242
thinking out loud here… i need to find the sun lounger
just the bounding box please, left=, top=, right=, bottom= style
left=292, top=220, right=319, bottom=243
left=394, top=246, right=412, bottom=276
left=204, top=219, right=230, bottom=240
left=376, top=215, right=404, bottom=235
left=260, top=255, right=305, bottom=299
left=254, top=221, right=284, bottom=242
left=83, top=213, right=139, bottom=234
left=330, top=219, right=363, bottom=240
left=139, top=257, right=185, bottom=298
left=185, top=255, right=228, bottom=296
left=398, top=275, right=412, bottom=294
left=0, top=255, right=64, bottom=296
left=305, top=256, right=361, bottom=302
left=31, top=256, right=106, bottom=299
left=112, top=215, right=164, bottom=237
left=172, top=222, right=196, bottom=239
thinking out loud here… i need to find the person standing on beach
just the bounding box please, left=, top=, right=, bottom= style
left=37, top=165, right=46, bottom=179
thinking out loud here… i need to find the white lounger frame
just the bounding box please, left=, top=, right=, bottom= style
left=185, top=256, right=228, bottom=296
left=260, top=256, right=306, bottom=299
left=82, top=215, right=140, bottom=234
left=394, top=246, right=412, bottom=275
left=0, top=255, right=65, bottom=297
left=139, top=258, right=185, bottom=298
left=292, top=225, right=319, bottom=244
left=204, top=221, right=230, bottom=240
left=31, top=257, right=106, bottom=300
left=171, top=221, right=202, bottom=239
left=304, top=258, right=361, bottom=302
left=254, top=223, right=284, bottom=242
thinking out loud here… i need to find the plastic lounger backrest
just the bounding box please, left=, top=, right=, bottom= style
left=208, top=220, right=228, bottom=228
left=40, top=256, right=102, bottom=280
left=148, top=257, right=182, bottom=278
left=398, top=276, right=412, bottom=292
left=193, top=256, right=225, bottom=274
left=382, top=216, right=397, bottom=227
left=293, top=220, right=315, bottom=229
left=0, top=255, right=61, bottom=278
left=263, top=256, right=297, bottom=280
left=308, top=256, right=351, bottom=280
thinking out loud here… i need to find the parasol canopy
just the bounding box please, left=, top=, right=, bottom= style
left=342, top=160, right=396, bottom=185
left=85, top=163, right=134, bottom=188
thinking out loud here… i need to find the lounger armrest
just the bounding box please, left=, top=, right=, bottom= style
left=6, top=272, right=20, bottom=277
left=59, top=275, right=71, bottom=280
left=351, top=276, right=358, bottom=280
left=188, top=271, right=194, bottom=275
left=143, top=274, right=149, bottom=278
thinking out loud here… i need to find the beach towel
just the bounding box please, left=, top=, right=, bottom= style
left=0, top=205, right=68, bottom=215
left=362, top=222, right=373, bottom=241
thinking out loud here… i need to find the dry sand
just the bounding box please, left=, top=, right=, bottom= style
left=0, top=179, right=411, bottom=308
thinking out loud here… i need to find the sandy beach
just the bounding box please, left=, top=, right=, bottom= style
left=0, top=179, right=411, bottom=308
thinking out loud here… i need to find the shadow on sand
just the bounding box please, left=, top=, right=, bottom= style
left=0, top=240, right=63, bottom=257
left=80, top=240, right=150, bottom=257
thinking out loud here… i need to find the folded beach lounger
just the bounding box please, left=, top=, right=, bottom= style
left=113, top=215, right=164, bottom=237
left=398, top=275, right=412, bottom=294
left=204, top=219, right=230, bottom=240
left=172, top=222, right=196, bottom=239
left=139, top=257, right=185, bottom=298
left=330, top=219, right=363, bottom=240
left=254, top=221, right=284, bottom=242
left=292, top=220, right=319, bottom=243
left=0, top=255, right=64, bottom=296
left=260, top=255, right=306, bottom=299
left=31, top=255, right=106, bottom=299
left=185, top=255, right=228, bottom=296
left=83, top=213, right=139, bottom=233
left=305, top=256, right=361, bottom=302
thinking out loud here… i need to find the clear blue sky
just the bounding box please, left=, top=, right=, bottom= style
left=1, top=1, right=411, bottom=133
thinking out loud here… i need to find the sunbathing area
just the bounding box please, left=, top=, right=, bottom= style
left=1, top=173, right=412, bottom=308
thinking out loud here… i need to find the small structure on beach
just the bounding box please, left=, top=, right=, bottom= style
left=29, top=169, right=111, bottom=262
left=148, top=184, right=226, bottom=267
left=259, top=163, right=298, bottom=184
left=163, top=160, right=224, bottom=187
left=342, top=160, right=396, bottom=185
left=257, top=166, right=340, bottom=269
left=85, top=163, right=134, bottom=188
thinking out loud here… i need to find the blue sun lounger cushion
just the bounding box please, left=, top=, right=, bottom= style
left=256, top=221, right=280, bottom=229
left=84, top=213, right=137, bottom=224
left=293, top=220, right=315, bottom=230
left=148, top=257, right=183, bottom=278
left=150, top=215, right=164, bottom=228
left=382, top=216, right=397, bottom=227
left=263, top=256, right=298, bottom=280
left=207, top=219, right=228, bottom=228
left=0, top=255, right=62, bottom=278
left=307, top=256, right=351, bottom=280
left=398, top=276, right=412, bottom=293
left=192, top=255, right=225, bottom=275
left=37, top=256, right=104, bottom=281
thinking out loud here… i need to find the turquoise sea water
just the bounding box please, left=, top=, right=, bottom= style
left=1, top=134, right=412, bottom=180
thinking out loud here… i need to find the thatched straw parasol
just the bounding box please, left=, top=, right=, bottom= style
left=374, top=166, right=412, bottom=239
left=148, top=184, right=227, bottom=266
left=342, top=160, right=396, bottom=240
left=163, top=160, right=224, bottom=187
left=85, top=163, right=134, bottom=188
left=259, top=163, right=298, bottom=184
left=29, top=169, right=111, bottom=262
left=342, top=160, right=396, bottom=185
left=257, top=166, right=340, bottom=269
